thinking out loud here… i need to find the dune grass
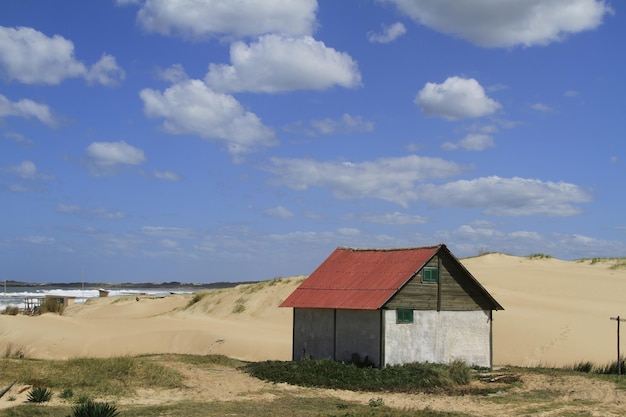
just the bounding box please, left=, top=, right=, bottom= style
left=0, top=356, right=184, bottom=397
left=0, top=396, right=472, bottom=417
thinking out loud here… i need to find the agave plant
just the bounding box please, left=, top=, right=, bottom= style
left=26, top=386, right=53, bottom=403
left=71, top=400, right=120, bottom=417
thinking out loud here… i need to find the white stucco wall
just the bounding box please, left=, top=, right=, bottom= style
left=383, top=310, right=491, bottom=368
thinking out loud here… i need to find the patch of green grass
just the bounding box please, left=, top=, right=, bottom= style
left=527, top=253, right=553, bottom=260
left=232, top=297, right=246, bottom=313
left=159, top=353, right=243, bottom=368
left=0, top=356, right=184, bottom=397
left=243, top=360, right=474, bottom=393
left=186, top=291, right=209, bottom=308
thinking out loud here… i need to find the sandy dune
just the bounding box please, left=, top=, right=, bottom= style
left=1, top=256, right=625, bottom=367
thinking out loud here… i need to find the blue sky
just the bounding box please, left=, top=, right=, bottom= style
left=1, top=0, right=624, bottom=283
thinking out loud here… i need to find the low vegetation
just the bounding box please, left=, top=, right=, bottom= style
left=243, top=359, right=474, bottom=393
left=26, top=386, right=52, bottom=403
left=39, top=297, right=65, bottom=315
left=1, top=356, right=184, bottom=398
left=527, top=253, right=552, bottom=260
left=4, top=355, right=626, bottom=416
left=576, top=256, right=626, bottom=270
left=1, top=306, right=19, bottom=316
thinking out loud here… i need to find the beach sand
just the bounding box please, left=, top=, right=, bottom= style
left=1, top=255, right=625, bottom=367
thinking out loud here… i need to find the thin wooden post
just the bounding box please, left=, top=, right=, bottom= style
left=610, top=316, right=626, bottom=375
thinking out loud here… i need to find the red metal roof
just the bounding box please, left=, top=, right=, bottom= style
left=280, top=245, right=441, bottom=310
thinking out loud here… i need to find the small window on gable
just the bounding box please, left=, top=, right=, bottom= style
left=396, top=309, right=413, bottom=324
left=422, top=266, right=438, bottom=283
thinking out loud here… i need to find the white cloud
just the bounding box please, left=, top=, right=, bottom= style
left=3, top=132, right=34, bottom=147
left=420, top=176, right=592, bottom=216
left=205, top=35, right=361, bottom=93
left=135, top=0, right=318, bottom=39
left=21, top=235, right=55, bottom=245
left=367, top=22, right=407, bottom=43
left=8, top=160, right=38, bottom=179
left=146, top=169, right=182, bottom=181
left=141, top=226, right=197, bottom=239
left=531, top=102, right=556, bottom=113
left=56, top=204, right=126, bottom=220
left=85, top=54, right=126, bottom=86
left=415, top=77, right=501, bottom=120
left=443, top=133, right=495, bottom=151
left=86, top=140, right=146, bottom=175
left=266, top=155, right=467, bottom=207
left=140, top=79, right=276, bottom=158
left=382, top=0, right=613, bottom=47
left=564, top=90, right=580, bottom=97
left=264, top=206, right=294, bottom=219
left=0, top=26, right=123, bottom=85
left=357, top=212, right=427, bottom=225
left=309, top=113, right=374, bottom=135
left=0, top=94, right=58, bottom=127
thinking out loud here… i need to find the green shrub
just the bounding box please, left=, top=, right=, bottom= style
left=60, top=387, right=74, bottom=400
left=26, top=386, right=53, bottom=403
left=244, top=359, right=472, bottom=392
left=71, top=400, right=120, bottom=417
left=368, top=397, right=384, bottom=407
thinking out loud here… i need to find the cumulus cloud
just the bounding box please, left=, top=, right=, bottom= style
left=416, top=77, right=501, bottom=120
left=0, top=26, right=124, bottom=85
left=419, top=176, right=592, bottom=216
left=0, top=94, right=58, bottom=127
left=85, top=54, right=126, bottom=86
left=140, top=79, right=276, bottom=158
left=266, top=155, right=467, bottom=207
left=382, top=0, right=613, bottom=47
left=204, top=35, right=361, bottom=93
left=309, top=114, right=374, bottom=135
left=367, top=22, right=407, bottom=43
left=264, top=206, right=294, bottom=219
left=86, top=140, right=146, bottom=175
left=443, top=133, right=495, bottom=151
left=135, top=0, right=318, bottom=39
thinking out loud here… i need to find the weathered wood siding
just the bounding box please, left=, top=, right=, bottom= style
left=384, top=250, right=494, bottom=311
left=439, top=250, right=495, bottom=311
left=385, top=257, right=438, bottom=310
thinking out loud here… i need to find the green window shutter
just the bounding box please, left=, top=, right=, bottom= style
left=422, top=266, right=438, bottom=283
left=396, top=309, right=413, bottom=324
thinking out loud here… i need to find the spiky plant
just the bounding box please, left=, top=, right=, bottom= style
left=26, top=386, right=52, bottom=403
left=71, top=400, right=120, bottom=417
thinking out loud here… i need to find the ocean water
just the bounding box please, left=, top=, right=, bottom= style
left=0, top=285, right=192, bottom=311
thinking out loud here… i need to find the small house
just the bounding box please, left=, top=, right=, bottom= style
left=280, top=244, right=503, bottom=368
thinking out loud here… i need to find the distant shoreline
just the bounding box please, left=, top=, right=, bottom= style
left=2, top=280, right=259, bottom=290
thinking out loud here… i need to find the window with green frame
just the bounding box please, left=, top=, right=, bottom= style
left=422, top=266, right=438, bottom=283
left=396, top=308, right=413, bottom=324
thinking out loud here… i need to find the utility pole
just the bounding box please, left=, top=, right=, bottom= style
left=610, top=316, right=626, bottom=375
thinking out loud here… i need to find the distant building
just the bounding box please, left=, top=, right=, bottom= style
left=280, top=244, right=503, bottom=368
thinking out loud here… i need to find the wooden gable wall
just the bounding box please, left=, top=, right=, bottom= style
left=384, top=249, right=495, bottom=311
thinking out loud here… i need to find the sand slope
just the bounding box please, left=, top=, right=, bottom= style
left=1, top=257, right=625, bottom=367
